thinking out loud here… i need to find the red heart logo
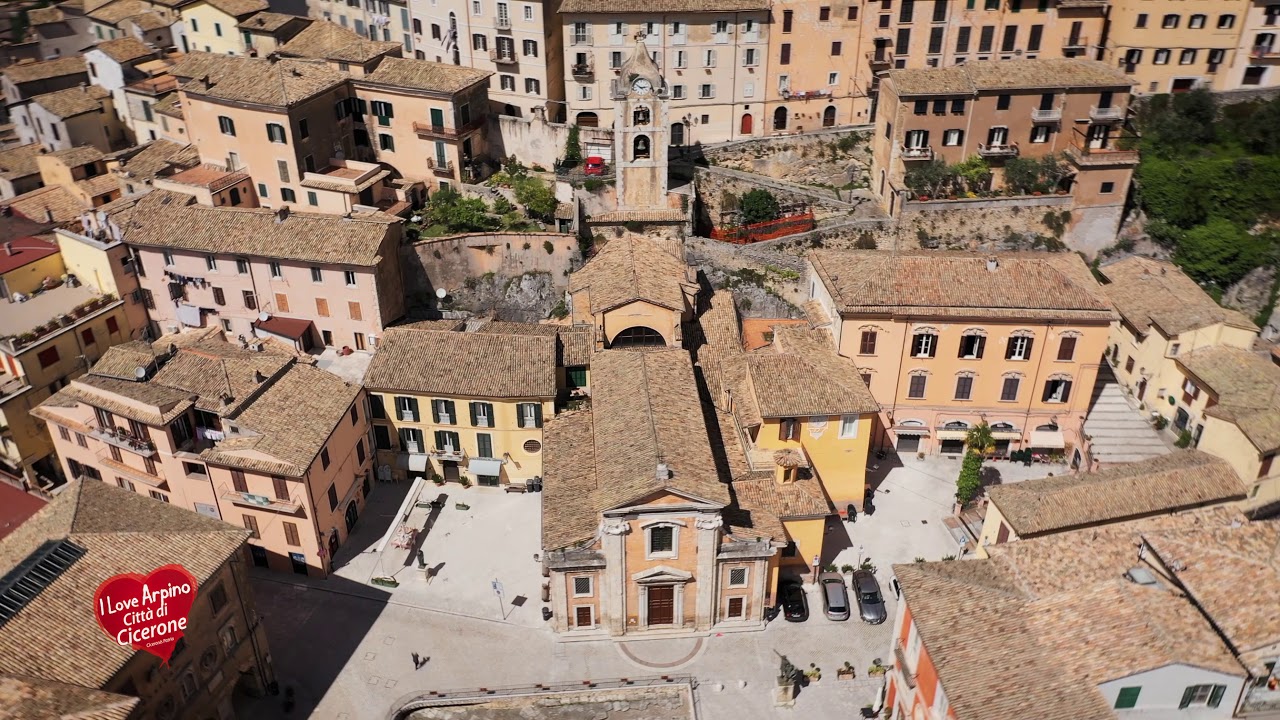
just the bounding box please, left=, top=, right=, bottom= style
left=93, top=564, right=199, bottom=665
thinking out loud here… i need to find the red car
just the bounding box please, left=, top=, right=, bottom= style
left=584, top=156, right=606, bottom=175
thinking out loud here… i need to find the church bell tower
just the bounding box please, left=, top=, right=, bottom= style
left=613, top=36, right=669, bottom=210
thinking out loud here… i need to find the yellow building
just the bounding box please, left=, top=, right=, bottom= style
left=568, top=235, right=698, bottom=350
left=1174, top=346, right=1280, bottom=518
left=0, top=237, right=64, bottom=299
left=974, top=450, right=1246, bottom=557
left=363, top=322, right=559, bottom=486
left=807, top=250, right=1115, bottom=464
left=1097, top=256, right=1259, bottom=416
left=699, top=289, right=879, bottom=515
left=180, top=0, right=269, bottom=56
left=1106, top=0, right=1251, bottom=93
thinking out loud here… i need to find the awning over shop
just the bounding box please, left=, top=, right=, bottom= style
left=991, top=431, right=1022, bottom=440
left=892, top=426, right=930, bottom=437
left=936, top=430, right=968, bottom=441
left=396, top=453, right=430, bottom=472
left=468, top=458, right=503, bottom=477
left=1028, top=430, right=1065, bottom=449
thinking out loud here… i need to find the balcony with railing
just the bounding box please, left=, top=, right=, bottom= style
left=893, top=639, right=918, bottom=690
left=494, top=15, right=511, bottom=30
left=571, top=58, right=594, bottom=77
left=900, top=144, right=934, bottom=161
left=489, top=48, right=517, bottom=64
left=219, top=483, right=303, bottom=514
left=97, top=451, right=167, bottom=488
left=88, top=421, right=157, bottom=457
left=1252, top=45, right=1280, bottom=60
left=1089, top=105, right=1126, bottom=122
left=429, top=445, right=466, bottom=462
left=866, top=49, right=894, bottom=66
left=1031, top=107, right=1062, bottom=122
left=411, top=115, right=485, bottom=139
left=977, top=142, right=1019, bottom=158
left=1065, top=128, right=1140, bottom=166
left=1061, top=35, right=1089, bottom=50
left=1056, top=0, right=1106, bottom=8
left=426, top=157, right=456, bottom=174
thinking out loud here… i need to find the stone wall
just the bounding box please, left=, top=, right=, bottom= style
left=704, top=128, right=872, bottom=188
left=406, top=685, right=692, bottom=720
left=491, top=115, right=615, bottom=169
left=693, top=167, right=869, bottom=233
left=400, top=232, right=580, bottom=320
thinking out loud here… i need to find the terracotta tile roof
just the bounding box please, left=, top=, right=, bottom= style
left=238, top=11, right=309, bottom=32
left=894, top=512, right=1249, bottom=720
left=113, top=139, right=199, bottom=181
left=149, top=339, right=295, bottom=415
left=808, top=250, right=1115, bottom=321
left=363, top=327, right=557, bottom=398
left=7, top=185, right=88, bottom=224
left=730, top=473, right=830, bottom=521
left=166, top=50, right=242, bottom=82
left=279, top=21, right=402, bottom=64
left=988, top=451, right=1247, bottom=537
left=361, top=56, right=490, bottom=94
left=87, top=0, right=160, bottom=26
left=48, top=144, right=104, bottom=168
left=560, top=0, right=768, bottom=12
left=0, top=674, right=138, bottom=720
left=746, top=325, right=879, bottom=418
left=1143, top=522, right=1280, bottom=674
left=542, top=350, right=731, bottom=550
left=299, top=167, right=389, bottom=193
left=181, top=56, right=347, bottom=107
left=0, top=485, right=46, bottom=541
left=568, top=236, right=693, bottom=314
left=76, top=173, right=119, bottom=199
left=1099, top=256, right=1258, bottom=336
left=472, top=320, right=595, bottom=367
left=92, top=36, right=154, bottom=64
left=889, top=58, right=1132, bottom=96
left=201, top=364, right=360, bottom=476
left=30, top=85, right=110, bottom=118
left=87, top=340, right=163, bottom=379
left=0, top=480, right=249, bottom=691
left=587, top=209, right=686, bottom=223
left=166, top=164, right=249, bottom=191
left=122, top=191, right=399, bottom=266
left=126, top=11, right=171, bottom=31
left=152, top=91, right=182, bottom=117
left=0, top=56, right=85, bottom=85
left=0, top=143, right=43, bottom=180
left=48, top=374, right=195, bottom=425
left=203, top=0, right=269, bottom=18
left=27, top=7, right=68, bottom=24
left=1177, top=346, right=1280, bottom=454
left=696, top=290, right=761, bottom=428
left=0, top=236, right=58, bottom=275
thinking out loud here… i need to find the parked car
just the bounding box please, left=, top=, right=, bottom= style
left=818, top=572, right=850, bottom=621
left=852, top=569, right=887, bottom=624
left=778, top=580, right=808, bottom=622
left=584, top=156, right=606, bottom=175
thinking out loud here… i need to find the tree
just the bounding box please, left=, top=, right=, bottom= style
left=426, top=187, right=500, bottom=233
left=739, top=188, right=781, bottom=225
left=513, top=176, right=558, bottom=221
left=1002, top=156, right=1043, bottom=194
left=955, top=452, right=983, bottom=506
left=952, top=155, right=992, bottom=193
left=1175, top=218, right=1270, bottom=288
left=903, top=159, right=954, bottom=197
left=564, top=125, right=583, bottom=167
left=965, top=422, right=995, bottom=458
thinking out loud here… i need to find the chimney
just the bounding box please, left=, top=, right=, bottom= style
left=44, top=207, right=54, bottom=223
left=275, top=206, right=290, bottom=223
left=3, top=242, right=12, bottom=256
left=986, top=256, right=999, bottom=272
left=655, top=462, right=669, bottom=481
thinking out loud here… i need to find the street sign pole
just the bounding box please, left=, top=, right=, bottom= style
left=492, top=579, right=505, bottom=619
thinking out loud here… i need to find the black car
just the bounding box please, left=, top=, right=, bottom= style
left=779, top=581, right=809, bottom=622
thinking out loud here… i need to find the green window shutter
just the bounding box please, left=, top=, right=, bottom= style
left=430, top=400, right=440, bottom=423
left=433, top=430, right=444, bottom=449
left=408, top=397, right=419, bottom=421
left=477, top=433, right=492, bottom=458
left=1179, top=687, right=1196, bottom=709
left=469, top=402, right=478, bottom=426
left=482, top=402, right=494, bottom=426
left=1208, top=685, right=1226, bottom=708
left=383, top=101, right=394, bottom=118
left=533, top=403, right=543, bottom=428
left=1114, top=687, right=1141, bottom=710
left=448, top=431, right=460, bottom=449
left=444, top=400, right=456, bottom=423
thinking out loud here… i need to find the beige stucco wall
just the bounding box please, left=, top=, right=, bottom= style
left=182, top=2, right=251, bottom=56
left=1107, top=319, right=1258, bottom=417
left=1, top=251, right=66, bottom=297
left=1105, top=0, right=1250, bottom=93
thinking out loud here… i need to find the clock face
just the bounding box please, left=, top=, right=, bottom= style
left=633, top=78, right=653, bottom=94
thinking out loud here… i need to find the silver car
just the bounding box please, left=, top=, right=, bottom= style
left=818, top=572, right=850, bottom=621
left=852, top=569, right=887, bottom=624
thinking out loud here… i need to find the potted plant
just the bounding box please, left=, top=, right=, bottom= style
left=867, top=659, right=887, bottom=676
left=459, top=476, right=472, bottom=488
left=840, top=563, right=855, bottom=580
left=837, top=662, right=856, bottom=680
left=431, top=472, right=445, bottom=486
left=804, top=664, right=822, bottom=684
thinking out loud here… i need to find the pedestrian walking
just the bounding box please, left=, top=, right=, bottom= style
left=411, top=652, right=421, bottom=669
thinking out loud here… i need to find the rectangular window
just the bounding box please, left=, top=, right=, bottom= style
left=704, top=49, right=716, bottom=67
left=1027, top=24, right=1042, bottom=52
left=1007, top=336, right=1033, bottom=360
left=242, top=514, right=260, bottom=539
left=729, top=567, right=748, bottom=586
left=848, top=6, right=857, bottom=19
left=859, top=331, right=877, bottom=355
left=956, top=26, right=970, bottom=53
left=283, top=521, right=300, bottom=546
left=1000, top=377, right=1019, bottom=401
left=573, top=576, right=593, bottom=596
left=927, top=27, right=943, bottom=54
left=374, top=425, right=392, bottom=450
left=908, top=375, right=927, bottom=399
left=912, top=333, right=936, bottom=358
left=699, top=84, right=715, bottom=98
left=58, top=426, right=70, bottom=441
left=819, top=6, right=830, bottom=21
left=649, top=526, right=674, bottom=554
left=1001, top=25, right=1016, bottom=52
left=218, top=116, right=236, bottom=135
left=1030, top=125, right=1050, bottom=143
left=212, top=287, right=226, bottom=306
left=476, top=432, right=493, bottom=458
left=1057, top=337, right=1077, bottom=361
left=958, top=334, right=985, bottom=359
left=348, top=301, right=361, bottom=321
left=242, top=290, right=257, bottom=310
left=38, top=347, right=60, bottom=368
left=266, top=123, right=287, bottom=143
left=943, top=129, right=963, bottom=146
left=277, top=160, right=290, bottom=183
left=274, top=293, right=290, bottom=313
left=779, top=418, right=798, bottom=441
left=896, top=28, right=910, bottom=52
left=779, top=43, right=791, bottom=64
left=1042, top=379, right=1072, bottom=404
left=954, top=376, right=973, bottom=400
left=1179, top=49, right=1196, bottom=65
left=840, top=416, right=859, bottom=439
left=232, top=469, right=248, bottom=493
left=272, top=475, right=290, bottom=500
left=236, top=258, right=249, bottom=275
left=978, top=25, right=994, bottom=52
left=326, top=483, right=338, bottom=511
left=1135, top=13, right=1147, bottom=28
left=830, top=41, right=842, bottom=56
left=899, top=0, right=914, bottom=22
left=519, top=402, right=543, bottom=428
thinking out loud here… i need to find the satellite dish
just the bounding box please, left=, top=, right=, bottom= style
left=133, top=366, right=147, bottom=379
left=435, top=288, right=447, bottom=299
left=258, top=312, right=270, bottom=322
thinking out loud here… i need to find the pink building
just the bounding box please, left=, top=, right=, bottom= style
left=32, top=333, right=374, bottom=576
left=118, top=190, right=405, bottom=350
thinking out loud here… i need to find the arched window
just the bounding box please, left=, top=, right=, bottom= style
left=633, top=134, right=650, bottom=159
left=671, top=122, right=685, bottom=146
left=575, top=111, right=599, bottom=128
left=773, top=106, right=788, bottom=131
left=611, top=326, right=665, bottom=348
left=823, top=105, right=836, bottom=127
left=943, top=421, right=969, bottom=430
left=633, top=106, right=650, bottom=126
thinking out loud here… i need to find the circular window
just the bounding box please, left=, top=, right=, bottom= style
left=523, top=439, right=542, bottom=454
left=200, top=647, right=218, bottom=672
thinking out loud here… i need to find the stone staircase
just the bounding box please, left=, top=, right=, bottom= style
left=1084, top=366, right=1170, bottom=465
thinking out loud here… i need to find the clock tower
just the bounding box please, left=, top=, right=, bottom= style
left=613, top=37, right=669, bottom=210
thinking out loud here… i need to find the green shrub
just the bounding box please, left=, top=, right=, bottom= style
left=583, top=177, right=604, bottom=191
left=740, top=188, right=781, bottom=225
left=1175, top=430, right=1193, bottom=448
left=955, top=452, right=983, bottom=505
left=543, top=240, right=555, bottom=254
